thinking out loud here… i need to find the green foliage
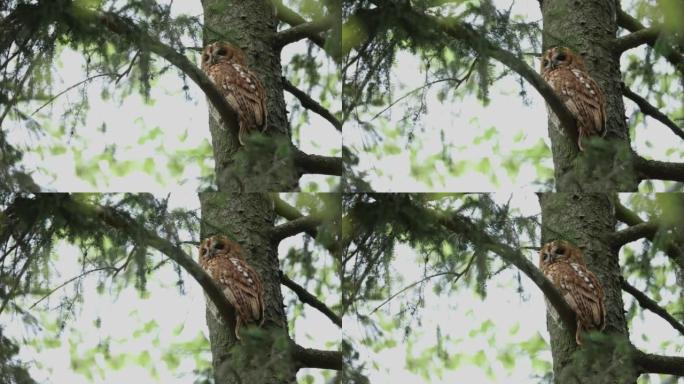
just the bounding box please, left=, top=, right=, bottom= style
left=0, top=329, right=36, bottom=384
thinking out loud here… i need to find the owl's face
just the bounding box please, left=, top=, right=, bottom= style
left=540, top=46, right=585, bottom=74
left=198, top=235, right=240, bottom=263
left=201, top=41, right=247, bottom=70
left=539, top=240, right=583, bottom=268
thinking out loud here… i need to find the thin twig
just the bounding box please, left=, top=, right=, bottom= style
left=367, top=253, right=476, bottom=315
left=29, top=266, right=117, bottom=309
left=31, top=52, right=140, bottom=116
left=370, top=57, right=478, bottom=122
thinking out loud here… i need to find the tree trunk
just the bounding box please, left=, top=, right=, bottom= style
left=199, top=192, right=296, bottom=384
left=540, top=0, right=638, bottom=192
left=539, top=193, right=637, bottom=384
left=201, top=0, right=299, bottom=191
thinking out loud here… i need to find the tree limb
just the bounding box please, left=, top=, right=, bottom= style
left=634, top=155, right=684, bottom=183
left=609, top=221, right=659, bottom=248
left=273, top=0, right=325, bottom=48
left=272, top=196, right=317, bottom=237
left=293, top=149, right=342, bottom=176
left=614, top=26, right=661, bottom=53
left=614, top=199, right=684, bottom=271
left=59, top=197, right=239, bottom=335
left=622, top=83, right=684, bottom=140
left=275, top=15, right=334, bottom=49
left=282, top=77, right=341, bottom=131
left=280, top=272, right=341, bottom=327
left=272, top=215, right=323, bottom=243
left=616, top=9, right=684, bottom=75
left=633, top=349, right=684, bottom=376
left=291, top=342, right=342, bottom=370
left=271, top=195, right=340, bottom=257
left=621, top=277, right=684, bottom=336
left=614, top=199, right=646, bottom=226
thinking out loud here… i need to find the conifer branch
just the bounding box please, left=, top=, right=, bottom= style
left=351, top=4, right=579, bottom=143
left=415, top=204, right=578, bottom=335
left=60, top=197, right=240, bottom=337
left=63, top=7, right=242, bottom=143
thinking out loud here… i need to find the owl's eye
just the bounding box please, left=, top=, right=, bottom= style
left=557, top=53, right=566, bottom=61
left=555, top=247, right=565, bottom=255
left=217, top=48, right=227, bottom=56
left=213, top=242, right=225, bottom=250
left=200, top=247, right=207, bottom=255
left=542, top=59, right=549, bottom=66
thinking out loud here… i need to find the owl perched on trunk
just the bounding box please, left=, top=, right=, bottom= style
left=540, top=46, right=605, bottom=151
left=201, top=41, right=267, bottom=146
left=539, top=240, right=605, bottom=345
left=198, top=235, right=265, bottom=340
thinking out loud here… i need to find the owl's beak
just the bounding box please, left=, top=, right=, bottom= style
left=207, top=53, right=217, bottom=66
left=549, top=58, right=559, bottom=70
left=207, top=247, right=217, bottom=258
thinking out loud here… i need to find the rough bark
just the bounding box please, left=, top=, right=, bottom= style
left=199, top=192, right=297, bottom=384
left=539, top=193, right=637, bottom=384
left=540, top=0, right=638, bottom=192
left=202, top=0, right=299, bottom=191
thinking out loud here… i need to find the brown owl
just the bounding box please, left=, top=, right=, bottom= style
left=540, top=46, right=606, bottom=151
left=539, top=240, right=605, bottom=345
left=198, top=235, right=265, bottom=340
left=201, top=41, right=267, bottom=146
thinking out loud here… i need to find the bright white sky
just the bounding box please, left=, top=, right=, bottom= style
left=6, top=0, right=340, bottom=192
left=345, top=0, right=683, bottom=192
left=5, top=192, right=340, bottom=383
left=345, top=194, right=682, bottom=383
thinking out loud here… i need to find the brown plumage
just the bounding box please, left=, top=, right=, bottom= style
left=201, top=41, right=267, bottom=145
left=540, top=46, right=606, bottom=151
left=198, top=235, right=265, bottom=340
left=539, top=240, right=605, bottom=345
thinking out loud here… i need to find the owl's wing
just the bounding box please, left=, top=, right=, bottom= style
left=221, top=63, right=267, bottom=128
left=569, top=69, right=605, bottom=139
left=561, top=263, right=605, bottom=331
left=545, top=69, right=606, bottom=148
left=223, top=257, right=265, bottom=325
left=204, top=257, right=264, bottom=326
